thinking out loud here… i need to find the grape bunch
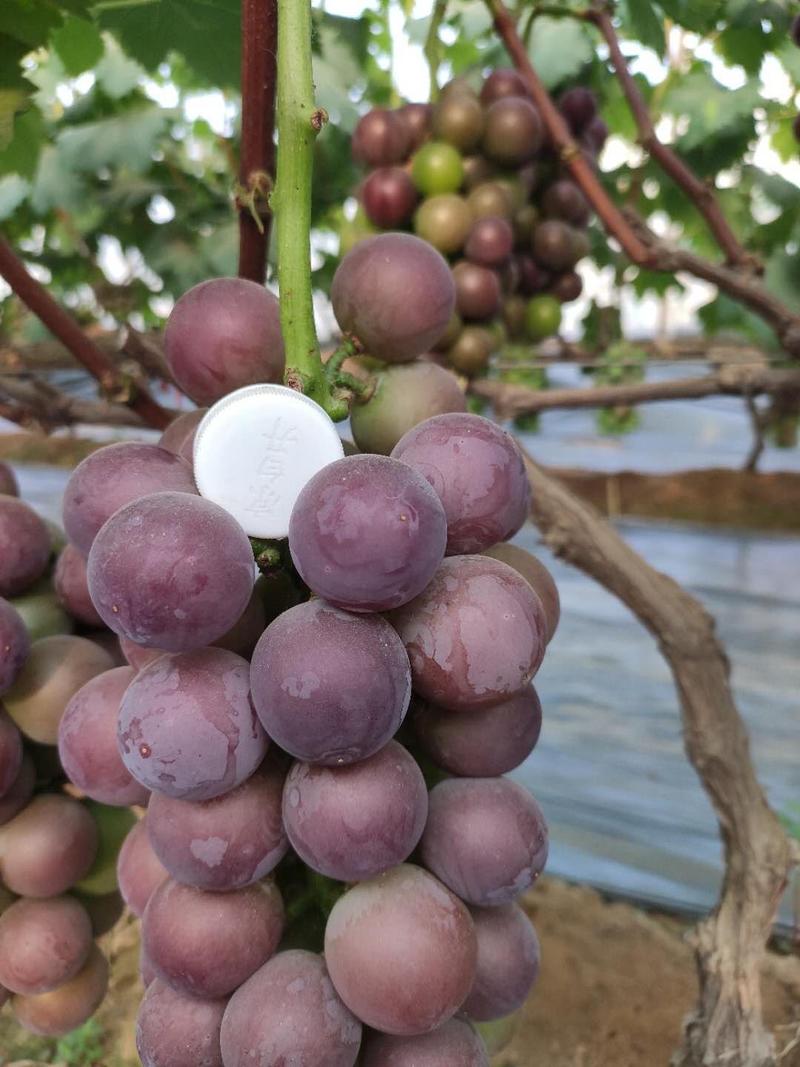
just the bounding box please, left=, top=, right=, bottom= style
left=345, top=69, right=607, bottom=380
left=0, top=464, right=142, bottom=1038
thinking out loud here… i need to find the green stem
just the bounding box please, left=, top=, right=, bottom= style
left=273, top=0, right=349, bottom=420
left=424, top=0, right=448, bottom=101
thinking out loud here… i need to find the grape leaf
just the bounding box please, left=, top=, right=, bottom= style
left=617, top=0, right=665, bottom=59
left=52, top=16, right=104, bottom=76
left=95, top=35, right=146, bottom=99
left=0, top=106, right=45, bottom=180
left=528, top=17, right=594, bottom=89
left=55, top=107, right=169, bottom=174
left=0, top=173, right=29, bottom=220
left=97, top=0, right=240, bottom=86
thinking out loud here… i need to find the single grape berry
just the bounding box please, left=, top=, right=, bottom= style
left=0, top=598, right=29, bottom=696
left=480, top=68, right=529, bottom=105
left=558, top=86, right=598, bottom=134
left=0, top=498, right=51, bottom=598
left=432, top=93, right=485, bottom=153
left=452, top=261, right=503, bottom=321
left=411, top=141, right=465, bottom=196
left=352, top=108, right=410, bottom=167
left=525, top=293, right=563, bottom=341
left=396, top=102, right=432, bottom=152
left=361, top=1018, right=489, bottom=1066
left=391, top=412, right=531, bottom=555
left=465, top=215, right=514, bottom=267
left=288, top=454, right=447, bottom=612
left=331, top=233, right=456, bottom=362
left=483, top=97, right=544, bottom=166
left=414, top=194, right=474, bottom=255
left=164, top=278, right=285, bottom=406
left=462, top=903, right=541, bottom=1020
left=361, top=166, right=418, bottom=228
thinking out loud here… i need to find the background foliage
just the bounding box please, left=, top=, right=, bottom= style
left=1, top=0, right=799, bottom=359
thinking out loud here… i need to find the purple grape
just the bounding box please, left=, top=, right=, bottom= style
left=117, top=818, right=168, bottom=917
left=0, top=794, right=98, bottom=897
left=360, top=1017, right=489, bottom=1066
left=390, top=555, right=546, bottom=710
left=0, top=498, right=51, bottom=597
left=158, top=408, right=208, bottom=461
left=164, top=278, right=285, bottom=406
left=58, top=666, right=149, bottom=807
left=420, top=778, right=548, bottom=906
left=0, top=896, right=93, bottom=995
left=324, top=864, right=477, bottom=1036
left=0, top=752, right=34, bottom=826
left=10, top=944, right=108, bottom=1037
left=331, top=234, right=456, bottom=363
left=4, top=634, right=116, bottom=745
left=288, top=455, right=447, bottom=613
left=136, top=979, right=226, bottom=1067
left=87, top=492, right=255, bottom=652
left=282, top=741, right=428, bottom=881
left=62, top=443, right=197, bottom=557
left=480, top=68, right=528, bottom=106
left=0, top=461, right=19, bottom=496
left=118, top=648, right=268, bottom=801
left=250, top=600, right=411, bottom=765
left=142, top=878, right=284, bottom=998
left=146, top=761, right=287, bottom=891
left=352, top=107, right=410, bottom=167
left=482, top=542, right=560, bottom=642
left=0, top=706, right=23, bottom=796
left=558, top=86, right=598, bottom=135
left=0, top=597, right=29, bottom=696
left=53, top=544, right=103, bottom=627
left=220, top=950, right=362, bottom=1067
left=391, top=413, right=531, bottom=555
left=412, top=684, right=542, bottom=777
left=463, top=903, right=541, bottom=1020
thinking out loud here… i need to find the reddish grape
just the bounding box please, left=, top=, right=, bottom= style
left=0, top=461, right=19, bottom=496
left=558, top=86, right=597, bottom=134
left=350, top=362, right=466, bottom=456
left=53, top=544, right=102, bottom=627
left=452, top=261, right=503, bottom=320
left=550, top=270, right=583, bottom=303
left=465, top=215, right=514, bottom=267
left=11, top=944, right=108, bottom=1037
left=0, top=753, right=34, bottom=826
left=251, top=599, right=411, bottom=764
left=0, top=598, right=29, bottom=695
left=282, top=741, right=428, bottom=882
left=0, top=707, right=22, bottom=796
left=391, top=413, right=531, bottom=555
left=117, top=818, right=168, bottom=917
left=361, top=1017, right=489, bottom=1066
left=118, top=648, right=268, bottom=801
left=62, top=443, right=197, bottom=557
left=87, top=493, right=255, bottom=653
left=0, top=896, right=93, bottom=995
left=420, top=778, right=549, bottom=906
left=143, top=878, right=284, bottom=998
left=413, top=685, right=542, bottom=777
left=482, top=542, right=560, bottom=642
left=331, top=234, right=455, bottom=363
left=463, top=903, right=541, bottom=1020
left=582, top=114, right=608, bottom=155
left=325, top=864, right=477, bottom=1036
left=480, top=68, right=529, bottom=105
left=164, top=278, right=285, bottom=405
left=533, top=219, right=581, bottom=271
left=158, top=408, right=207, bottom=461
left=4, top=634, right=115, bottom=745
left=352, top=108, right=410, bottom=166
left=361, top=166, right=418, bottom=228
left=58, top=666, right=149, bottom=807
left=288, top=455, right=447, bottom=612
left=220, top=951, right=361, bottom=1067
left=147, top=762, right=287, bottom=891
left=0, top=497, right=51, bottom=597
left=0, top=794, right=98, bottom=897
left=136, top=979, right=226, bottom=1067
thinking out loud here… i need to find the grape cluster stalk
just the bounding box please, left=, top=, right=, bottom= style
left=344, top=68, right=607, bottom=393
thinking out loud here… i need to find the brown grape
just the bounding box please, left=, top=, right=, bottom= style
left=136, top=979, right=226, bottom=1067
left=482, top=542, right=560, bottom=642
left=117, top=817, right=168, bottom=917
left=0, top=896, right=93, bottom=995
left=352, top=108, right=410, bottom=166
left=462, top=903, right=541, bottom=1020
left=0, top=794, right=98, bottom=897
left=11, top=944, right=108, bottom=1037
left=0, top=498, right=51, bottom=598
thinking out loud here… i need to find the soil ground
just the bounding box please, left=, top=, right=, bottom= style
left=2, top=878, right=798, bottom=1067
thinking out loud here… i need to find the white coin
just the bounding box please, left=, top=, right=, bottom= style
left=193, top=384, right=345, bottom=538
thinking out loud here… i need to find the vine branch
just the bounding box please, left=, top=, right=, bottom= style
left=0, top=239, right=171, bottom=430
left=586, top=5, right=756, bottom=272
left=237, top=0, right=278, bottom=283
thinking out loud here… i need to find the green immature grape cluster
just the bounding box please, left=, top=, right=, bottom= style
left=346, top=70, right=607, bottom=380
left=0, top=464, right=140, bottom=1039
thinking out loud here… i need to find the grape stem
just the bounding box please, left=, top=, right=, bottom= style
left=272, top=0, right=350, bottom=421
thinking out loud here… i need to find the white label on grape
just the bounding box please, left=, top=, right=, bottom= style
left=193, top=384, right=345, bottom=538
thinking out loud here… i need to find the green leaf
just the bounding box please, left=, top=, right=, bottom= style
left=617, top=0, right=665, bottom=58
left=51, top=16, right=104, bottom=76
left=0, top=106, right=45, bottom=179
left=98, top=0, right=240, bottom=86
left=663, top=68, right=759, bottom=172
left=313, top=25, right=363, bottom=132
left=30, top=144, right=88, bottom=213
left=55, top=106, right=169, bottom=174
left=0, top=173, right=30, bottom=220
left=528, top=17, right=594, bottom=90
left=770, top=116, right=798, bottom=164
left=95, top=33, right=146, bottom=99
